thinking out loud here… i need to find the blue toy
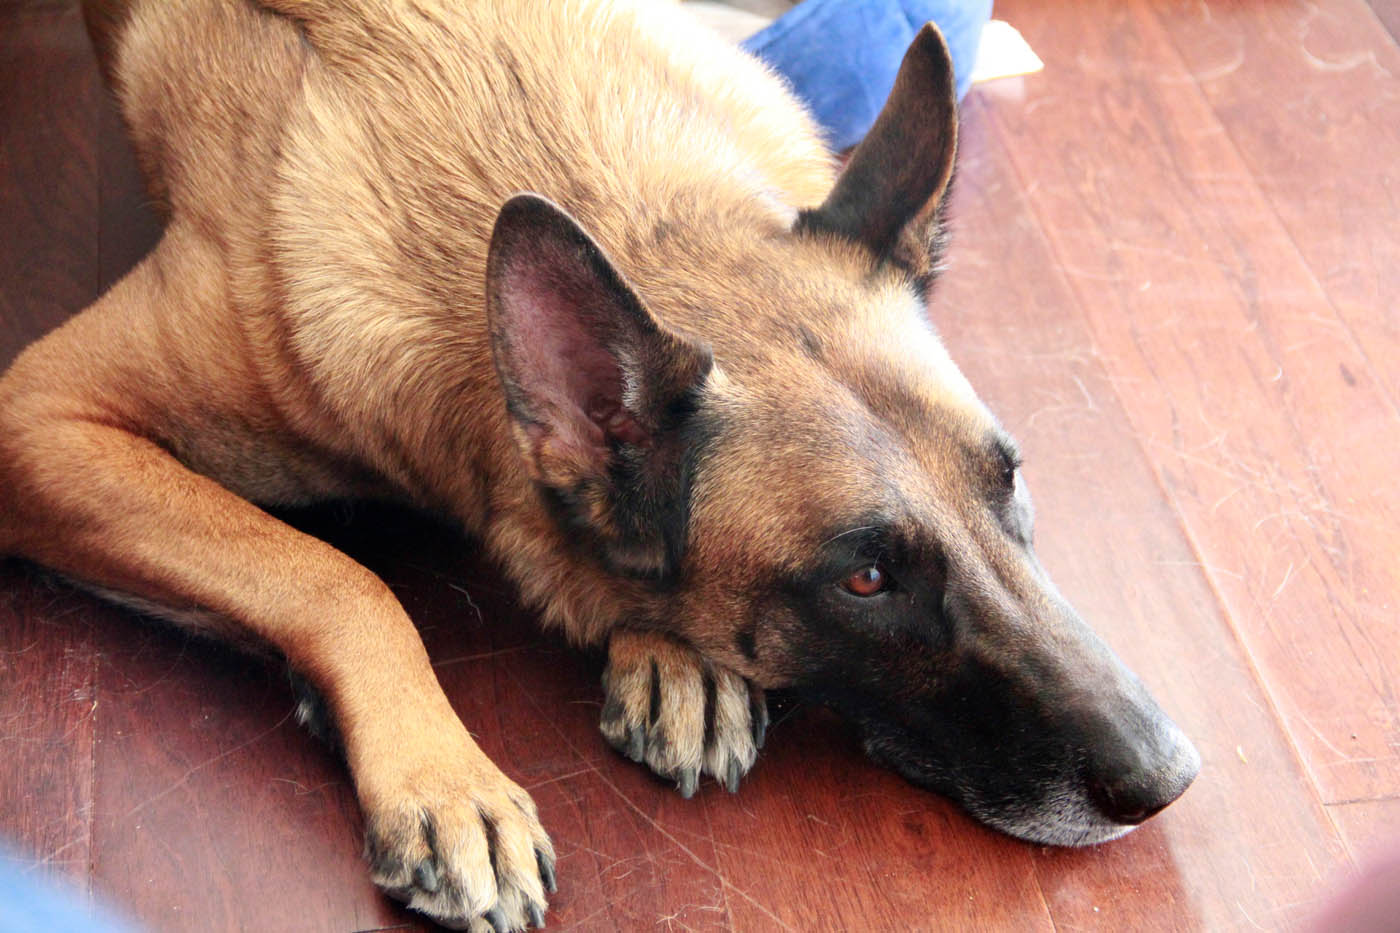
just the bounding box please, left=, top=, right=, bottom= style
left=742, top=0, right=993, bottom=150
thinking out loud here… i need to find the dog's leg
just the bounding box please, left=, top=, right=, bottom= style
left=601, top=630, right=768, bottom=798
left=0, top=268, right=553, bottom=933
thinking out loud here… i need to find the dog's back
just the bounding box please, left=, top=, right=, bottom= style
left=72, top=0, right=845, bottom=509
left=99, top=0, right=835, bottom=303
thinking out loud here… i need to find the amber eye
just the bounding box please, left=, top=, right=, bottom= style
left=842, top=565, right=888, bottom=597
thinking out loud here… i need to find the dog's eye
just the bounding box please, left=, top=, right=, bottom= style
left=842, top=565, right=888, bottom=597
left=998, top=447, right=1021, bottom=490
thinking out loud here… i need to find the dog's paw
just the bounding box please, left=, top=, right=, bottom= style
left=600, top=629, right=768, bottom=797
left=357, top=736, right=556, bottom=931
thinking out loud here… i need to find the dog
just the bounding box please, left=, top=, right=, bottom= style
left=0, top=1, right=1201, bottom=929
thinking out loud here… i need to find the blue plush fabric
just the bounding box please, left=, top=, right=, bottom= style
left=741, top=0, right=993, bottom=151
left=0, top=847, right=137, bottom=933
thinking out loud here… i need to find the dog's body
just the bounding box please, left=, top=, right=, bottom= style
left=0, top=1, right=1199, bottom=929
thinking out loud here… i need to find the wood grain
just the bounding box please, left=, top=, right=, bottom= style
left=0, top=2, right=100, bottom=893
left=993, top=0, right=1400, bottom=807
left=0, top=566, right=98, bottom=890
left=1, top=1, right=1395, bottom=931
left=0, top=3, right=99, bottom=364
left=1149, top=0, right=1400, bottom=464
left=87, top=610, right=406, bottom=932
left=1327, top=797, right=1400, bottom=863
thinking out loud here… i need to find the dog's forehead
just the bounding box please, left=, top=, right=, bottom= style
left=691, top=291, right=1001, bottom=571
left=825, top=287, right=988, bottom=428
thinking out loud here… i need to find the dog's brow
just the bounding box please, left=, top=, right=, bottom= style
left=818, top=525, right=878, bottom=549
left=992, top=434, right=1022, bottom=468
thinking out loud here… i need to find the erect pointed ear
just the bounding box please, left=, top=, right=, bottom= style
left=795, top=23, right=959, bottom=288
left=486, top=193, right=714, bottom=577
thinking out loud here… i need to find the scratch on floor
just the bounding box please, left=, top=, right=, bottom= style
left=1295, top=712, right=1354, bottom=763
left=524, top=766, right=600, bottom=791
left=444, top=582, right=486, bottom=627
left=1235, top=899, right=1268, bottom=931
left=268, top=777, right=343, bottom=796
left=431, top=643, right=529, bottom=669
left=507, top=671, right=795, bottom=932
left=20, top=836, right=86, bottom=874
left=1153, top=559, right=1245, bottom=582
left=121, top=709, right=295, bottom=821
left=1300, top=46, right=1391, bottom=77
left=1195, top=44, right=1245, bottom=82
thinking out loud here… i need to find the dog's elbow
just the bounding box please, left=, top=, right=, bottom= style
left=0, top=350, right=98, bottom=555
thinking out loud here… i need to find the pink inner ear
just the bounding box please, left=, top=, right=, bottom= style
left=499, top=242, right=642, bottom=460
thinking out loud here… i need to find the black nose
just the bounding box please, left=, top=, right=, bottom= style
left=1088, top=726, right=1201, bottom=825
left=1090, top=778, right=1172, bottom=825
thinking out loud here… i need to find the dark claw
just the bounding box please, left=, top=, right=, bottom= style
left=536, top=848, right=557, bottom=894
left=412, top=857, right=440, bottom=893
left=626, top=723, right=645, bottom=762
left=486, top=906, right=509, bottom=933
left=528, top=902, right=546, bottom=928
left=648, top=730, right=670, bottom=761
left=751, top=692, right=769, bottom=750
left=725, top=758, right=741, bottom=794
left=677, top=767, right=698, bottom=799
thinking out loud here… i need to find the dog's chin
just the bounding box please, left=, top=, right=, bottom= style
left=860, top=731, right=1140, bottom=848
left=956, top=792, right=1140, bottom=847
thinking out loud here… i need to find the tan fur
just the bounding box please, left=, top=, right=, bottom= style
left=0, top=2, right=976, bottom=928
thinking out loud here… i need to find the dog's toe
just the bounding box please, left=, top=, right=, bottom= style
left=702, top=665, right=760, bottom=791
left=601, top=629, right=767, bottom=795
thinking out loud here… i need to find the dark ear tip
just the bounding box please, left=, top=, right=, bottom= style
left=490, top=192, right=547, bottom=257
left=498, top=190, right=557, bottom=215
left=912, top=20, right=951, bottom=54
left=489, top=192, right=600, bottom=278
left=493, top=192, right=564, bottom=238
left=908, top=22, right=956, bottom=93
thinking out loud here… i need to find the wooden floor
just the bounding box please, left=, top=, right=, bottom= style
left=2, top=0, right=1398, bottom=930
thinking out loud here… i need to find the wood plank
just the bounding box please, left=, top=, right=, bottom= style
left=1148, top=0, right=1400, bottom=437
left=933, top=95, right=1350, bottom=932
left=704, top=707, right=1055, bottom=932
left=992, top=0, right=1400, bottom=807
left=1328, top=797, right=1400, bottom=863
left=0, top=565, right=98, bottom=891
left=87, top=604, right=409, bottom=932
left=0, top=3, right=100, bottom=895
left=0, top=3, right=99, bottom=364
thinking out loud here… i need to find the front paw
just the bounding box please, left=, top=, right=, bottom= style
left=357, top=738, right=556, bottom=931
left=600, top=629, right=768, bottom=797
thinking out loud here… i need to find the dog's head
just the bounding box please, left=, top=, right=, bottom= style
left=484, top=25, right=1198, bottom=846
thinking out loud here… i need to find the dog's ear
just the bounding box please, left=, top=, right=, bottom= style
left=796, top=23, right=959, bottom=286
left=486, top=193, right=713, bottom=577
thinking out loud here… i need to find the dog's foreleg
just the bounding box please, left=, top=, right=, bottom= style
left=0, top=283, right=554, bottom=933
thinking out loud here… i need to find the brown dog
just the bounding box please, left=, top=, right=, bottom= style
left=0, top=1, right=1200, bottom=929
